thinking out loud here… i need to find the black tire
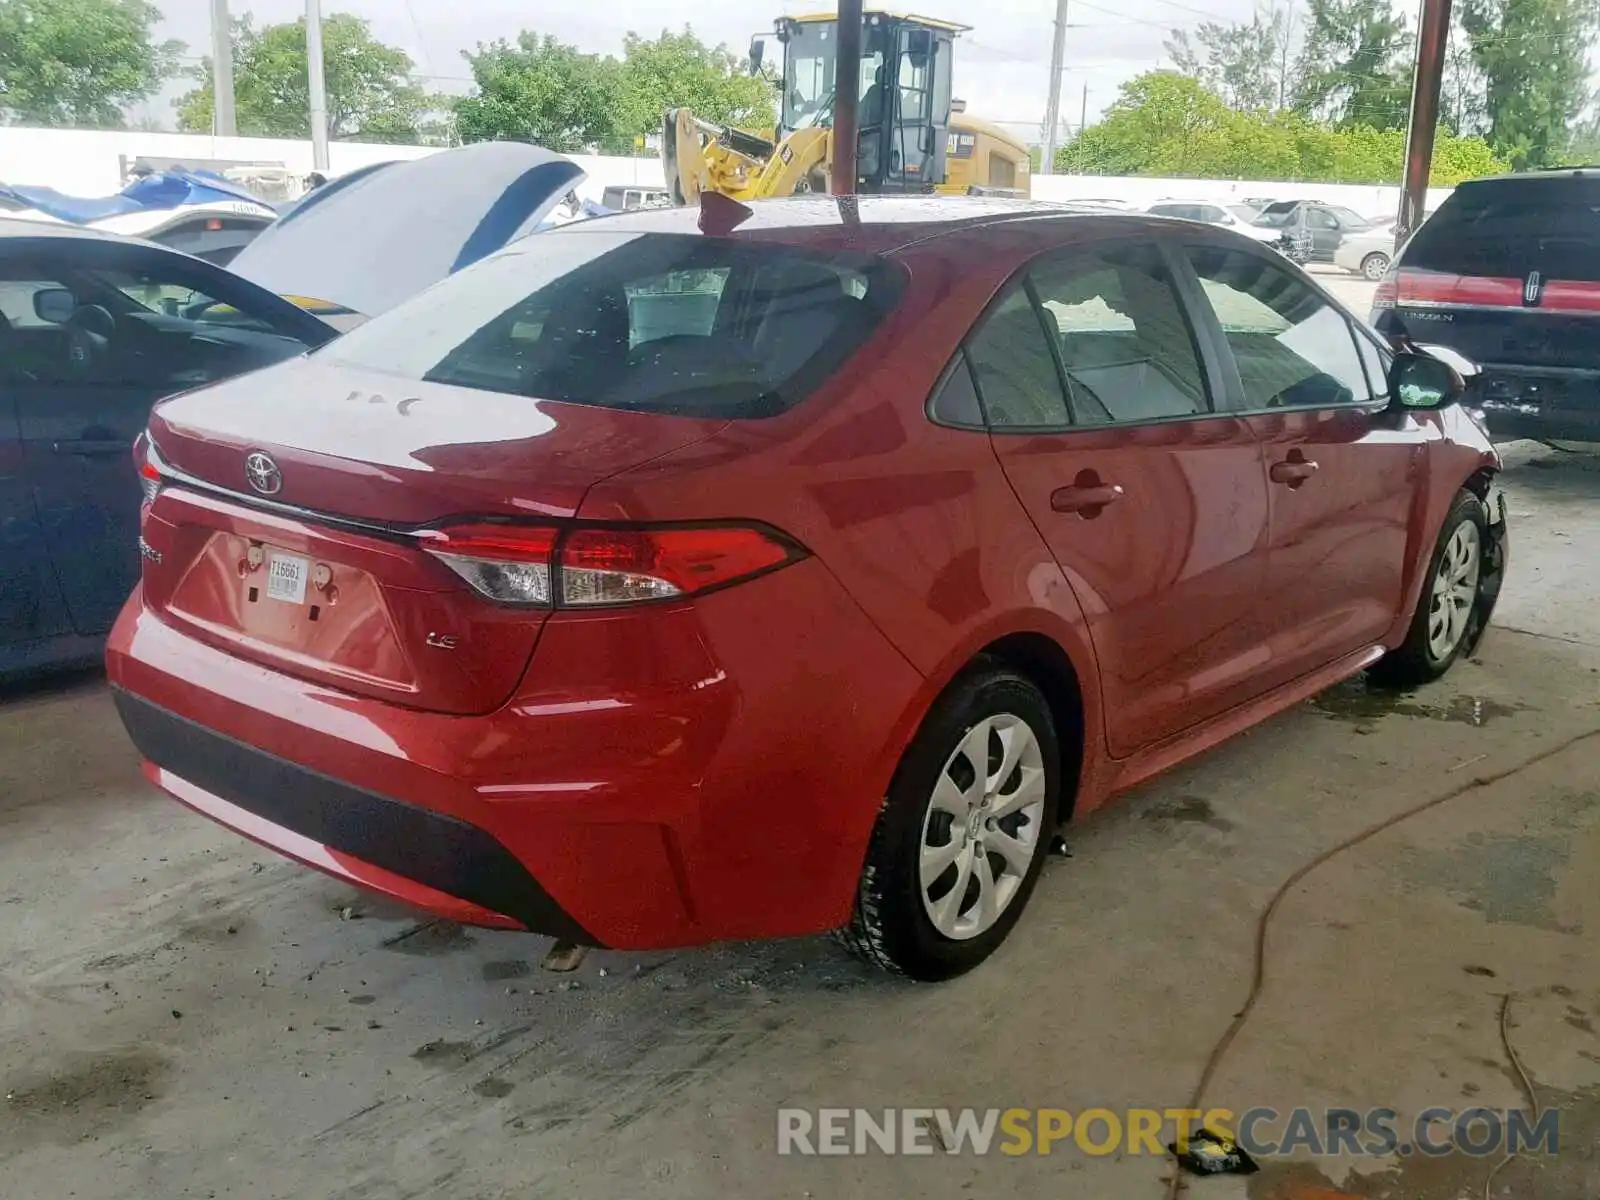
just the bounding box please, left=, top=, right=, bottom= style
left=1370, top=490, right=1488, bottom=688
left=840, top=664, right=1061, bottom=981
left=1361, top=252, right=1391, bottom=282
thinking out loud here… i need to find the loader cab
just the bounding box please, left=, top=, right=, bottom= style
left=769, top=12, right=959, bottom=193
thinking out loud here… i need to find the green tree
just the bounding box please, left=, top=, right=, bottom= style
left=1058, top=68, right=1506, bottom=184
left=1294, top=0, right=1413, bottom=130
left=1164, top=4, right=1294, bottom=112
left=1460, top=0, right=1598, bottom=169
left=0, top=0, right=181, bottom=127
left=176, top=13, right=425, bottom=143
left=616, top=27, right=774, bottom=139
left=453, top=32, right=627, bottom=152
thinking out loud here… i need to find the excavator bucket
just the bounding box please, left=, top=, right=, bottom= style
left=661, top=109, right=707, bottom=206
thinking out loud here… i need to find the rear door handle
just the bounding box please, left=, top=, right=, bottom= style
left=1269, top=458, right=1319, bottom=486
left=1051, top=482, right=1125, bottom=514
left=53, top=438, right=130, bottom=458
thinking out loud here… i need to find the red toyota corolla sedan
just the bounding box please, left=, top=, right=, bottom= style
left=108, top=196, right=1508, bottom=980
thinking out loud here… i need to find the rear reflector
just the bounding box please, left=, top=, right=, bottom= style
left=420, top=522, right=801, bottom=608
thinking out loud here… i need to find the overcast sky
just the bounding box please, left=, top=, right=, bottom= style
left=142, top=0, right=1255, bottom=136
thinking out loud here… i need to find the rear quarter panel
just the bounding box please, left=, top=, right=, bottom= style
left=578, top=223, right=1112, bottom=838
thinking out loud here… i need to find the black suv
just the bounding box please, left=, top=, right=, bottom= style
left=1377, top=170, right=1600, bottom=443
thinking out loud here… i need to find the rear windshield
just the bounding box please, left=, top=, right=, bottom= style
left=319, top=231, right=904, bottom=418
left=1403, top=180, right=1600, bottom=278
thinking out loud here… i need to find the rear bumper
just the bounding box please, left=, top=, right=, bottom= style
left=106, top=560, right=923, bottom=949
left=1476, top=367, right=1600, bottom=443
left=114, top=689, right=590, bottom=939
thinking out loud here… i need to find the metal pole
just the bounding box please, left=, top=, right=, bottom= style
left=306, top=0, right=331, bottom=172
left=1080, top=81, right=1088, bottom=138
left=210, top=0, right=236, bottom=137
left=1397, top=0, right=1451, bottom=245
left=1039, top=0, right=1070, bottom=175
left=832, top=0, right=862, bottom=194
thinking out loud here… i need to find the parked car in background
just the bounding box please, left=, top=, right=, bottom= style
left=1146, top=199, right=1282, bottom=244
left=602, top=185, right=674, bottom=211
left=0, top=221, right=337, bottom=677
left=0, top=143, right=596, bottom=679
left=1334, top=212, right=1436, bottom=281
left=111, top=197, right=1505, bottom=981
left=1376, top=169, right=1600, bottom=445
left=1251, top=200, right=1373, bottom=262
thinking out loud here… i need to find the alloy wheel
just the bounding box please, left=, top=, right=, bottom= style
left=1427, top=521, right=1481, bottom=661
left=918, top=713, right=1047, bottom=941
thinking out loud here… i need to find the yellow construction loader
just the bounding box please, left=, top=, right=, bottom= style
left=662, top=12, right=1031, bottom=204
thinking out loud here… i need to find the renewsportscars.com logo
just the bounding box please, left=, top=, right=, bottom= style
left=776, top=1106, right=1558, bottom=1158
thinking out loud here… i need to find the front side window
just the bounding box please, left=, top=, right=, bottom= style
left=321, top=231, right=902, bottom=419
left=1030, top=245, right=1210, bottom=425
left=1186, top=246, right=1371, bottom=411
left=0, top=257, right=311, bottom=388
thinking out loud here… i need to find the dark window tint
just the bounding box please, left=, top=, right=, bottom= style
left=965, top=286, right=1070, bottom=428
left=1327, top=206, right=1369, bottom=229
left=1306, top=208, right=1340, bottom=230
left=1402, top=180, right=1600, bottom=278
left=322, top=232, right=901, bottom=419
left=928, top=351, right=984, bottom=427
left=1030, top=245, right=1209, bottom=424
left=1187, top=246, right=1368, bottom=411
left=0, top=257, right=310, bottom=388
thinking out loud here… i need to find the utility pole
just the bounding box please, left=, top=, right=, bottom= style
left=1277, top=2, right=1294, bottom=112
left=306, top=0, right=331, bottom=172
left=832, top=0, right=862, bottom=194
left=1079, top=81, right=1088, bottom=139
left=1039, top=0, right=1070, bottom=175
left=1397, top=0, right=1451, bottom=245
left=210, top=0, right=236, bottom=137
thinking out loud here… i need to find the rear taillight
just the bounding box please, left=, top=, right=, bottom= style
left=136, top=431, right=164, bottom=505
left=421, top=522, right=802, bottom=608
left=421, top=524, right=557, bottom=607
left=1371, top=265, right=1399, bottom=312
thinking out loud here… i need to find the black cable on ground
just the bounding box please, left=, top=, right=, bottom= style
left=1163, top=725, right=1600, bottom=1200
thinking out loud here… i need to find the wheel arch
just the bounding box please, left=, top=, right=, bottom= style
left=976, top=632, right=1088, bottom=820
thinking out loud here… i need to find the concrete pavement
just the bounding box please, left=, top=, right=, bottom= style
left=1, top=443, right=1597, bottom=1200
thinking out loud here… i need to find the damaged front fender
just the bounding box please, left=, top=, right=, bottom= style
left=1461, top=479, right=1509, bottom=658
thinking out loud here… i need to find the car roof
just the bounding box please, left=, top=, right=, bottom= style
left=1463, top=167, right=1600, bottom=185
left=546, top=195, right=1137, bottom=254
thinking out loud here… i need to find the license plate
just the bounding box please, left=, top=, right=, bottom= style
left=266, top=553, right=309, bottom=604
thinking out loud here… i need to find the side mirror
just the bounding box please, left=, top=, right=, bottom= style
left=33, top=287, right=76, bottom=324
left=1388, top=351, right=1465, bottom=412
left=748, top=37, right=764, bottom=75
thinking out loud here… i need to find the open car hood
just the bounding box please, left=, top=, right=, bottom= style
left=227, top=143, right=585, bottom=319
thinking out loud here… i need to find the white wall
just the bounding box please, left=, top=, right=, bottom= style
left=0, top=127, right=665, bottom=203
left=1028, top=172, right=1456, bottom=218
left=0, top=125, right=1444, bottom=214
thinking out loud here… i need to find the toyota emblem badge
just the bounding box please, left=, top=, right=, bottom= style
left=244, top=451, right=283, bottom=496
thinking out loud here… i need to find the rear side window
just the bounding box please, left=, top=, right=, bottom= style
left=321, top=231, right=903, bottom=418
left=1404, top=181, right=1600, bottom=278
left=965, top=286, right=1071, bottom=428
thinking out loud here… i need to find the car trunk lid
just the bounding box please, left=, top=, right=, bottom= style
left=141, top=359, right=726, bottom=714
